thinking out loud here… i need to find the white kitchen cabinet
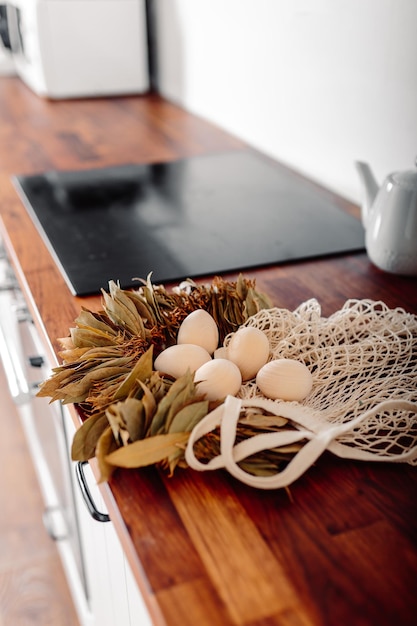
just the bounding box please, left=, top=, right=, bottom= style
left=69, top=423, right=152, bottom=626
left=0, top=236, right=152, bottom=626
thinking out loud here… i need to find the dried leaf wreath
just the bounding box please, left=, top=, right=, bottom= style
left=38, top=274, right=417, bottom=488
left=37, top=274, right=283, bottom=482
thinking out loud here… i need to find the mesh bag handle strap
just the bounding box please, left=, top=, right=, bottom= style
left=185, top=396, right=417, bottom=489
left=185, top=396, right=332, bottom=489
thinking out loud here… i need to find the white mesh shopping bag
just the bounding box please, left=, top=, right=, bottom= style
left=186, top=299, right=417, bottom=489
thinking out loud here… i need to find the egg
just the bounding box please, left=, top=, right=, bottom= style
left=177, top=309, right=219, bottom=354
left=194, top=359, right=242, bottom=401
left=213, top=346, right=228, bottom=359
left=227, top=326, right=270, bottom=380
left=154, top=344, right=211, bottom=379
left=256, top=358, right=313, bottom=401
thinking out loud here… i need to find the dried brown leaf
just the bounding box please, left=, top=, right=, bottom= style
left=70, top=327, right=119, bottom=348
left=137, top=380, right=157, bottom=432
left=239, top=413, right=289, bottom=430
left=96, top=425, right=119, bottom=483
left=105, top=432, right=189, bottom=469
left=102, top=282, right=145, bottom=335
left=71, top=413, right=109, bottom=461
left=106, top=398, right=146, bottom=444
left=58, top=347, right=92, bottom=363
left=150, top=370, right=197, bottom=435
left=59, top=364, right=132, bottom=403
left=168, top=400, right=209, bottom=433
left=113, top=346, right=153, bottom=400
left=106, top=403, right=131, bottom=446
left=75, top=308, right=119, bottom=335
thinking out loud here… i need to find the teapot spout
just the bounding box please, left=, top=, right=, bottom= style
left=355, top=161, right=379, bottom=227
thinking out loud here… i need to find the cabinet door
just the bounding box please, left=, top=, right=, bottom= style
left=67, top=415, right=152, bottom=626
left=0, top=243, right=92, bottom=625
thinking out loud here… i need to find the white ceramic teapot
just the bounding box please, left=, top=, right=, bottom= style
left=355, top=160, right=417, bottom=275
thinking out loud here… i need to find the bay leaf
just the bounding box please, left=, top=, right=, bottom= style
left=96, top=425, right=119, bottom=483
left=168, top=399, right=209, bottom=433
left=105, top=432, right=189, bottom=468
left=123, top=399, right=147, bottom=442
left=102, top=284, right=144, bottom=335
left=166, top=445, right=187, bottom=476
left=36, top=368, right=76, bottom=398
left=148, top=371, right=170, bottom=403
left=125, top=290, right=156, bottom=325
left=70, top=327, right=119, bottom=348
left=58, top=336, right=75, bottom=351
left=236, top=273, right=247, bottom=300
left=71, top=413, right=109, bottom=461
left=164, top=375, right=198, bottom=432
left=142, top=273, right=164, bottom=324
left=106, top=397, right=147, bottom=443
left=245, top=286, right=273, bottom=317
left=75, top=308, right=118, bottom=335
left=137, top=380, right=157, bottom=433
left=91, top=345, right=125, bottom=356
left=150, top=371, right=196, bottom=436
left=113, top=346, right=153, bottom=400
left=238, top=460, right=283, bottom=477
left=94, top=356, right=134, bottom=369
left=68, top=346, right=123, bottom=362
left=106, top=403, right=131, bottom=446
left=239, top=414, right=289, bottom=430
left=58, top=347, right=92, bottom=363
left=59, top=364, right=132, bottom=403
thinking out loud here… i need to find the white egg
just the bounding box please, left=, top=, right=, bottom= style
left=227, top=326, right=270, bottom=380
left=256, top=358, right=313, bottom=401
left=154, top=344, right=211, bottom=379
left=213, top=346, right=228, bottom=359
left=194, top=358, right=242, bottom=401
left=177, top=309, right=219, bottom=355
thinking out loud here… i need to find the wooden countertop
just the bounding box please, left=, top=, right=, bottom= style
left=0, top=77, right=416, bottom=626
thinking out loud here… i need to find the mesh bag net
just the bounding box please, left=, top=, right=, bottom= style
left=185, top=299, right=417, bottom=489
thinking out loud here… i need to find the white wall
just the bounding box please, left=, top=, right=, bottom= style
left=153, top=0, right=417, bottom=203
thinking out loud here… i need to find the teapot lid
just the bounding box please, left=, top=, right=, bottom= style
left=391, top=158, right=417, bottom=190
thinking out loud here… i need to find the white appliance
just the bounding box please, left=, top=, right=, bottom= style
left=0, top=0, right=149, bottom=98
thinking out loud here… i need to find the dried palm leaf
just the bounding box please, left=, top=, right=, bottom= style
left=38, top=274, right=274, bottom=481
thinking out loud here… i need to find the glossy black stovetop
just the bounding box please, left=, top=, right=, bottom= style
left=14, top=151, right=364, bottom=296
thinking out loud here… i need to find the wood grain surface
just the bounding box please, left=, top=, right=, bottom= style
left=0, top=77, right=416, bottom=626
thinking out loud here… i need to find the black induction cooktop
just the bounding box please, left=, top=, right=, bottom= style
left=14, top=151, right=365, bottom=296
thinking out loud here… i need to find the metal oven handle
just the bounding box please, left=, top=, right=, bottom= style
left=43, top=505, right=69, bottom=541
left=75, top=461, right=110, bottom=523
left=0, top=293, right=31, bottom=404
